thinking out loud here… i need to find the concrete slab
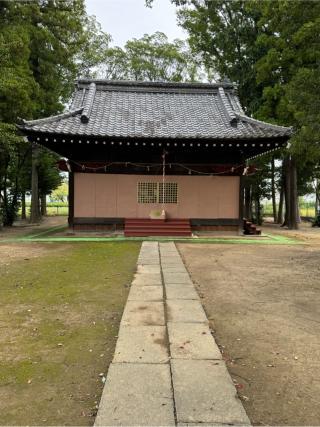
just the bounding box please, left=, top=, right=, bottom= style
left=162, top=266, right=189, bottom=274
left=163, top=273, right=193, bottom=284
left=114, top=325, right=168, bottom=363
left=162, top=264, right=186, bottom=271
left=137, top=264, right=161, bottom=274
left=161, top=257, right=184, bottom=265
left=128, top=285, right=163, bottom=301
left=121, top=301, right=165, bottom=326
left=137, top=259, right=160, bottom=265
left=177, top=424, right=230, bottom=426
left=165, top=285, right=199, bottom=300
left=138, top=255, right=159, bottom=259
left=134, top=272, right=162, bottom=281
left=171, top=359, right=250, bottom=425
left=160, top=250, right=179, bottom=255
left=168, top=322, right=222, bottom=360
left=165, top=283, right=194, bottom=287
left=132, top=275, right=162, bottom=286
left=161, top=258, right=185, bottom=264
left=167, top=300, right=208, bottom=323
left=159, top=242, right=176, bottom=249
left=139, top=251, right=159, bottom=256
left=161, top=254, right=181, bottom=260
left=95, top=363, right=175, bottom=426
left=140, top=244, right=159, bottom=251
left=177, top=424, right=237, bottom=426
left=138, top=254, right=159, bottom=259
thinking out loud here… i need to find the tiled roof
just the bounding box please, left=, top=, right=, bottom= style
left=20, top=80, right=292, bottom=140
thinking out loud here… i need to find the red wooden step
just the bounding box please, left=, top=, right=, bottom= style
left=124, top=218, right=191, bottom=237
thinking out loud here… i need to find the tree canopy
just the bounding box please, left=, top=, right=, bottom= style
left=96, top=32, right=201, bottom=82
left=146, top=0, right=320, bottom=227
left=0, top=0, right=111, bottom=225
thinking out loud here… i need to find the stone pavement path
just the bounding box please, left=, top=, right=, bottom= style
left=95, top=241, right=250, bottom=426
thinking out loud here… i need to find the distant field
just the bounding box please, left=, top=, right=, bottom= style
left=45, top=206, right=69, bottom=216
left=263, top=205, right=315, bottom=218
left=19, top=204, right=69, bottom=217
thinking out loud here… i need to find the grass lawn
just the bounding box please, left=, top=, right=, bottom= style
left=0, top=242, right=140, bottom=426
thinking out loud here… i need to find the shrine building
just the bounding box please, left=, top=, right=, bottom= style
left=19, top=80, right=292, bottom=236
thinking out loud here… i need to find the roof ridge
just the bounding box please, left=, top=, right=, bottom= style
left=81, top=82, right=96, bottom=123
left=218, top=87, right=238, bottom=125
left=236, top=114, right=293, bottom=132
left=21, top=108, right=83, bottom=127
left=76, top=79, right=235, bottom=91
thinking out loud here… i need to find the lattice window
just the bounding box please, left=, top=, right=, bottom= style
left=159, top=182, right=178, bottom=204
left=137, top=182, right=158, bottom=203
left=137, top=182, right=178, bottom=204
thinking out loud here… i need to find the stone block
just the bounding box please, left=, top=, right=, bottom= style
left=95, top=363, right=175, bottom=426
left=128, top=285, right=163, bottom=301
left=168, top=322, right=221, bottom=360
left=114, top=325, right=168, bottom=363
left=132, top=274, right=162, bottom=286
left=163, top=272, right=192, bottom=284
left=121, top=301, right=165, bottom=326
left=165, top=285, right=199, bottom=300
left=171, top=359, right=251, bottom=425
left=166, top=300, right=208, bottom=323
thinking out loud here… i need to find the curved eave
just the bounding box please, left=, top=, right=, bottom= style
left=19, top=127, right=292, bottom=141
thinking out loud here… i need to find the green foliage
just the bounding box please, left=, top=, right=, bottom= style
left=37, top=149, right=62, bottom=197
left=50, top=182, right=68, bottom=203
left=99, top=32, right=200, bottom=82
left=0, top=123, right=29, bottom=225
left=0, top=0, right=112, bottom=226
left=78, top=15, right=112, bottom=78
left=254, top=0, right=320, bottom=200
left=147, top=0, right=320, bottom=225
left=147, top=0, right=266, bottom=113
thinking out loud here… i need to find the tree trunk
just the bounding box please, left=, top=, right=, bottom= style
left=3, top=172, right=8, bottom=222
left=289, top=157, right=298, bottom=229
left=315, top=179, right=320, bottom=216
left=282, top=156, right=291, bottom=227
left=21, top=192, right=26, bottom=220
left=271, top=156, right=277, bottom=223
left=277, top=184, right=284, bottom=224
left=30, top=144, right=41, bottom=223
left=255, top=195, right=262, bottom=225
left=40, top=194, right=47, bottom=216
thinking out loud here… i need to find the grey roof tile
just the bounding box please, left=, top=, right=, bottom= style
left=20, top=80, right=293, bottom=140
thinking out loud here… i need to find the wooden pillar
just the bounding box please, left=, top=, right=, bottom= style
left=239, top=175, right=244, bottom=233
left=68, top=171, right=74, bottom=228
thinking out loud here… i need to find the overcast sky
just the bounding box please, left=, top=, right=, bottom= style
left=85, top=0, right=186, bottom=47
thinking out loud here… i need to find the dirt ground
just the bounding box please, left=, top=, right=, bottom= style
left=0, top=216, right=67, bottom=239
left=262, top=221, right=320, bottom=244
left=178, top=241, right=320, bottom=426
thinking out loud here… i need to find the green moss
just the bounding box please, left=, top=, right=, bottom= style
left=0, top=242, right=139, bottom=305
left=0, top=360, right=63, bottom=386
